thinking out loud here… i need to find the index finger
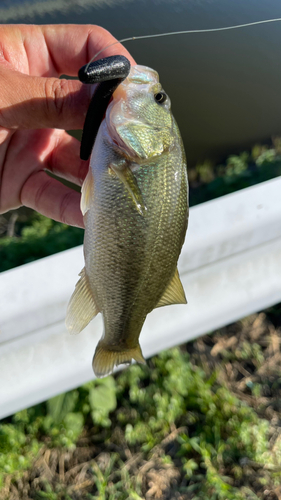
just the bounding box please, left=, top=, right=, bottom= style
left=27, top=24, right=136, bottom=77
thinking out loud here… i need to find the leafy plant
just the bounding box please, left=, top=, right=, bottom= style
left=1, top=343, right=281, bottom=498
left=89, top=376, right=117, bottom=427
left=0, top=212, right=83, bottom=272
left=47, top=391, right=79, bottom=424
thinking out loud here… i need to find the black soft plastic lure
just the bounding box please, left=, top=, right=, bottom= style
left=78, top=55, right=131, bottom=161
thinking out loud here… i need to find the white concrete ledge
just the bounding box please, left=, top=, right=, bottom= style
left=0, top=177, right=281, bottom=419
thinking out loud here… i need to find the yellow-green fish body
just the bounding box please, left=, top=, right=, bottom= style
left=66, top=65, right=188, bottom=377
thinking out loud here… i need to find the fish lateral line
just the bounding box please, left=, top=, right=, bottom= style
left=85, top=16, right=281, bottom=70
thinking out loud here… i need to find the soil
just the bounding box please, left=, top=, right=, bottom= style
left=1, top=306, right=281, bottom=500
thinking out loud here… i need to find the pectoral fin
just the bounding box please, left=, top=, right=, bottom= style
left=155, top=268, right=187, bottom=309
left=81, top=168, right=94, bottom=216
left=66, top=267, right=99, bottom=334
left=111, top=163, right=146, bottom=216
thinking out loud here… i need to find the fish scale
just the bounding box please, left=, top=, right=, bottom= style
left=66, top=64, right=188, bottom=377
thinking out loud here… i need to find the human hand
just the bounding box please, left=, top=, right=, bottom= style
left=0, top=24, right=135, bottom=227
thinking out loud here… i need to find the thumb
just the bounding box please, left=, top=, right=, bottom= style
left=0, top=66, right=92, bottom=130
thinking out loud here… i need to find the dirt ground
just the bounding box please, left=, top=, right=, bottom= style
left=2, top=306, right=281, bottom=500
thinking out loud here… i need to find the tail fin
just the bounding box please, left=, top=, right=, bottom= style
left=92, top=341, right=146, bottom=377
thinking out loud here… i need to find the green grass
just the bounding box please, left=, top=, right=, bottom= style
left=1, top=320, right=281, bottom=499
left=0, top=213, right=83, bottom=273
left=189, top=141, right=281, bottom=206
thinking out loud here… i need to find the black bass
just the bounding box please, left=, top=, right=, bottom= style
left=66, top=64, right=188, bottom=377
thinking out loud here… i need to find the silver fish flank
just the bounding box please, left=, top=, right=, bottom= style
left=66, top=64, right=189, bottom=377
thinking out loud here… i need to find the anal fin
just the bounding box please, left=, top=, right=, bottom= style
left=66, top=267, right=99, bottom=334
left=155, top=268, right=187, bottom=309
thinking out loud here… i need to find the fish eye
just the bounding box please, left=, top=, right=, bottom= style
left=154, top=91, right=167, bottom=104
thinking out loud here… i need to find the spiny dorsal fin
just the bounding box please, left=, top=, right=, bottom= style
left=110, top=163, right=147, bottom=216
left=81, top=168, right=94, bottom=216
left=66, top=267, right=99, bottom=334
left=155, top=268, right=187, bottom=308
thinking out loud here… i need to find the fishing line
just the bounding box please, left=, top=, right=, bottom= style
left=86, top=17, right=281, bottom=72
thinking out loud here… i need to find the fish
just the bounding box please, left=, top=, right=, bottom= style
left=65, top=63, right=189, bottom=377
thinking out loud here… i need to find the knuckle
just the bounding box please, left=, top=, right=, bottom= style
left=34, top=176, right=53, bottom=209
left=44, top=78, right=69, bottom=119
left=59, top=191, right=74, bottom=225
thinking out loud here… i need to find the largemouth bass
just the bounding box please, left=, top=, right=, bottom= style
left=66, top=64, right=188, bottom=377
